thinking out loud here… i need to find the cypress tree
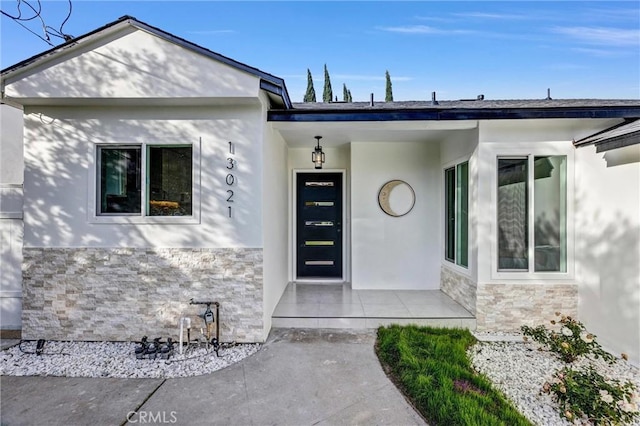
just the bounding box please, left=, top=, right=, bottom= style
left=347, top=89, right=352, bottom=102
left=323, top=64, right=333, bottom=103
left=303, top=69, right=316, bottom=102
left=385, top=70, right=393, bottom=102
left=343, top=83, right=348, bottom=102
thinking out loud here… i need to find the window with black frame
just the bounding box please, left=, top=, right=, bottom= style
left=97, top=145, right=192, bottom=216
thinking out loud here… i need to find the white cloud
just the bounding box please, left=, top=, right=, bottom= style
left=551, top=26, right=639, bottom=46
left=570, top=47, right=631, bottom=57
left=454, top=12, right=527, bottom=20
left=377, top=25, right=475, bottom=35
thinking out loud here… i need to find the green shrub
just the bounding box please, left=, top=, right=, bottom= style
left=521, top=312, right=615, bottom=363
left=522, top=312, right=638, bottom=425
left=544, top=366, right=639, bottom=425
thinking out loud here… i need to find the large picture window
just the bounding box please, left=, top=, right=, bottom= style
left=497, top=155, right=566, bottom=272
left=98, top=145, right=192, bottom=216
left=445, top=161, right=468, bottom=268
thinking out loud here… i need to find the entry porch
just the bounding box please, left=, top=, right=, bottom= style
left=272, top=282, right=476, bottom=329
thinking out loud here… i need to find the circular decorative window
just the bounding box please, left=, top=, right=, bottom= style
left=378, top=180, right=416, bottom=217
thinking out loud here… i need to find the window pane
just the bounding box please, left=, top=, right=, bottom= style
left=148, top=146, right=192, bottom=216
left=456, top=162, right=469, bottom=267
left=534, top=156, right=567, bottom=272
left=445, top=167, right=455, bottom=262
left=497, top=158, right=528, bottom=270
left=99, top=147, right=141, bottom=214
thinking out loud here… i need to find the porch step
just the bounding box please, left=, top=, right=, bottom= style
left=272, top=317, right=476, bottom=330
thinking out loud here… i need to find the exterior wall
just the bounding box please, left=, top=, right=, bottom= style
left=4, top=28, right=260, bottom=101
left=22, top=248, right=263, bottom=342
left=262, top=119, right=289, bottom=337
left=441, top=266, right=476, bottom=315
left=22, top=105, right=264, bottom=248
left=476, top=283, right=577, bottom=331
left=439, top=129, right=479, bottom=312
left=473, top=119, right=618, bottom=332
left=575, top=143, right=640, bottom=365
left=351, top=141, right=441, bottom=289
left=20, top=103, right=267, bottom=341
left=0, top=103, right=24, bottom=334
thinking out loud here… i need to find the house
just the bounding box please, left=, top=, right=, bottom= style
left=1, top=16, right=638, bottom=364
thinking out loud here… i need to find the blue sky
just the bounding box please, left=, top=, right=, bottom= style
left=2, top=1, right=639, bottom=101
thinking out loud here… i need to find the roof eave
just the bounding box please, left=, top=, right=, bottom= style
left=268, top=106, right=640, bottom=122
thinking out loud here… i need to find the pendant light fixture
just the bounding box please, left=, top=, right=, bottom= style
left=312, top=135, right=325, bottom=169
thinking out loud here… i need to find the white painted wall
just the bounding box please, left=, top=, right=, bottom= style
left=575, top=143, right=640, bottom=365
left=351, top=141, right=441, bottom=289
left=22, top=105, right=264, bottom=248
left=4, top=27, right=259, bottom=101
left=262, top=118, right=289, bottom=337
left=475, top=119, right=617, bottom=284
left=0, top=103, right=24, bottom=331
left=440, top=129, right=479, bottom=282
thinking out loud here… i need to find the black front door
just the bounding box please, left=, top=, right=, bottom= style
left=296, top=172, right=343, bottom=279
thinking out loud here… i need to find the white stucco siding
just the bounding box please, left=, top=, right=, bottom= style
left=22, top=105, right=264, bottom=248
left=0, top=219, right=23, bottom=330
left=5, top=28, right=260, bottom=101
left=439, top=129, right=479, bottom=283
left=1, top=104, right=24, bottom=185
left=474, top=119, right=620, bottom=284
left=0, top=103, right=24, bottom=331
left=576, top=143, right=640, bottom=366
left=351, top=141, right=441, bottom=290
left=262, top=120, right=289, bottom=336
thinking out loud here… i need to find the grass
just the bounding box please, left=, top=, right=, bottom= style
left=375, top=324, right=532, bottom=426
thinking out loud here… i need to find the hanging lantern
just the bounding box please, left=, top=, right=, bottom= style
left=312, top=135, right=325, bottom=169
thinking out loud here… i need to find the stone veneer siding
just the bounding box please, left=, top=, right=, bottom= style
left=476, top=283, right=577, bottom=332
left=440, top=266, right=477, bottom=315
left=22, top=248, right=264, bottom=342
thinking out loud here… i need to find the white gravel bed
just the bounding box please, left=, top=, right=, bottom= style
left=0, top=340, right=260, bottom=378
left=469, top=337, right=640, bottom=426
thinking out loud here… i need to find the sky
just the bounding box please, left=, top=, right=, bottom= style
left=1, top=1, right=639, bottom=102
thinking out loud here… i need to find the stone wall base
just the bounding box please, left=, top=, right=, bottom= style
left=440, top=266, right=476, bottom=315
left=22, top=248, right=264, bottom=342
left=476, top=283, right=577, bottom=332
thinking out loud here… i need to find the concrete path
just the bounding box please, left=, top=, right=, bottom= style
left=1, top=329, right=426, bottom=426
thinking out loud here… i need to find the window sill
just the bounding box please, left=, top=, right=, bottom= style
left=442, top=260, right=471, bottom=277
left=90, top=215, right=200, bottom=225
left=490, top=270, right=575, bottom=282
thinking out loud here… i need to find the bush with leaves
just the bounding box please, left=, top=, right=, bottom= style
left=521, top=312, right=616, bottom=363
left=543, top=366, right=639, bottom=425
left=522, top=312, right=638, bottom=425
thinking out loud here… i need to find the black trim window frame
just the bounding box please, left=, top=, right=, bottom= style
left=96, top=144, right=193, bottom=217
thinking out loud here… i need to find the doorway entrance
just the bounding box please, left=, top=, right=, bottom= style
left=296, top=172, right=343, bottom=279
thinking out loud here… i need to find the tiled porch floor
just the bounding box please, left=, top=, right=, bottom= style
left=272, top=282, right=476, bottom=329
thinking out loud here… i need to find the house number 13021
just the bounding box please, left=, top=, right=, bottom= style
left=226, top=141, right=236, bottom=218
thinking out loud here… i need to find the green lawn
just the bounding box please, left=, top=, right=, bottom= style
left=376, top=325, right=532, bottom=426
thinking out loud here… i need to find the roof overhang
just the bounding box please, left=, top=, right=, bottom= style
left=574, top=119, right=640, bottom=152
left=269, top=105, right=640, bottom=122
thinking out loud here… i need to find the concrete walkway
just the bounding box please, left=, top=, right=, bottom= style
left=1, top=329, right=426, bottom=426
